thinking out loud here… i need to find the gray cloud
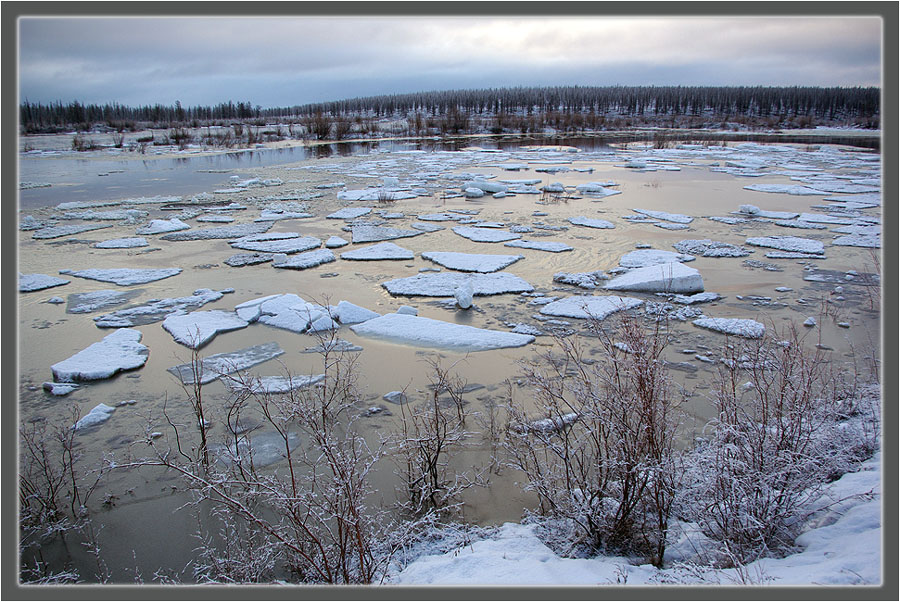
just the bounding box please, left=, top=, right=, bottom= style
left=18, top=16, right=882, bottom=107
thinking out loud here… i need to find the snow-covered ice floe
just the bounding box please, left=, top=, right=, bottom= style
left=632, top=208, right=694, bottom=224
left=351, top=225, right=424, bottom=243
left=73, top=403, right=116, bottom=431
left=745, top=236, right=825, bottom=255
left=92, top=237, right=149, bottom=249
left=59, top=267, right=183, bottom=286
left=539, top=295, right=644, bottom=320
left=327, top=207, right=372, bottom=220
left=66, top=289, right=143, bottom=314
left=135, top=218, right=191, bottom=235
left=672, top=239, right=750, bottom=258
left=19, top=273, right=70, bottom=292
left=619, top=249, right=694, bottom=268
left=567, top=216, right=616, bottom=229
left=340, top=242, right=414, bottom=261
left=693, top=317, right=765, bottom=338
left=162, top=310, right=249, bottom=348
left=167, top=342, right=285, bottom=385
left=421, top=251, right=524, bottom=273
left=31, top=224, right=113, bottom=239
left=161, top=222, right=271, bottom=241
left=271, top=249, right=336, bottom=270
left=222, top=373, right=325, bottom=394
left=93, top=288, right=228, bottom=327
left=452, top=226, right=522, bottom=243
left=382, top=272, right=533, bottom=297
left=51, top=328, right=149, bottom=382
left=350, top=313, right=534, bottom=352
left=230, top=235, right=321, bottom=254
left=503, top=240, right=573, bottom=253
left=604, top=262, right=704, bottom=294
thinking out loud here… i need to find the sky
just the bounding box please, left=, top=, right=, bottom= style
left=17, top=13, right=883, bottom=109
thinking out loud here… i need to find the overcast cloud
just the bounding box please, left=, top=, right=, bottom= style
left=17, top=15, right=882, bottom=108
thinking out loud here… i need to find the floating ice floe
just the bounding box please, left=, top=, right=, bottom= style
left=670, top=292, right=721, bottom=305
left=774, top=220, right=828, bottom=230
left=337, top=188, right=417, bottom=202
left=272, top=249, right=336, bottom=269
left=334, top=300, right=380, bottom=324
left=19, top=273, right=70, bottom=292
left=255, top=210, right=314, bottom=222
left=209, top=431, right=300, bottom=468
left=93, top=288, right=228, bottom=327
left=672, top=239, right=750, bottom=258
left=632, top=208, right=693, bottom=224
left=417, top=213, right=463, bottom=222
left=693, top=317, right=765, bottom=338
left=66, top=289, right=143, bottom=314
left=604, top=262, right=704, bottom=294
left=73, top=404, right=116, bottom=431
left=340, top=242, right=414, bottom=261
left=351, top=225, right=424, bottom=244
left=230, top=235, right=321, bottom=254
left=93, top=237, right=149, bottom=249
left=59, top=267, right=182, bottom=286
left=224, top=252, right=274, bottom=267
left=162, top=310, right=249, bottom=348
left=707, top=216, right=748, bottom=225
left=576, top=182, right=621, bottom=197
left=167, top=342, right=285, bottom=385
left=796, top=212, right=857, bottom=225
left=832, top=234, right=880, bottom=248
left=539, top=295, right=644, bottom=320
left=553, top=271, right=609, bottom=289
left=327, top=207, right=373, bottom=220
left=830, top=224, right=881, bottom=236
left=350, top=313, right=534, bottom=352
left=619, top=249, right=695, bottom=268
left=411, top=222, right=445, bottom=232
left=325, top=236, right=350, bottom=248
left=737, top=205, right=800, bottom=219
left=136, top=218, right=191, bottom=234
left=161, top=222, right=271, bottom=241
left=567, top=216, right=615, bottom=229
left=452, top=226, right=522, bottom=243
left=302, top=339, right=363, bottom=353
left=32, top=223, right=113, bottom=239
left=504, top=240, right=573, bottom=253
left=745, top=236, right=825, bottom=255
left=462, top=180, right=507, bottom=194
left=60, top=209, right=148, bottom=221
left=455, top=280, right=474, bottom=309
left=421, top=251, right=524, bottom=273
left=42, top=382, right=80, bottom=396
left=196, top=215, right=234, bottom=223
left=382, top=272, right=533, bottom=297
left=744, top=184, right=825, bottom=195
left=223, top=374, right=325, bottom=394
left=51, top=328, right=149, bottom=382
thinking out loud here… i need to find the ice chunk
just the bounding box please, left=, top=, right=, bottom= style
left=162, top=310, right=249, bottom=348
left=604, top=262, right=704, bottom=294
left=350, top=313, right=534, bottom=351
left=452, top=226, right=521, bottom=243
left=272, top=249, right=336, bottom=269
left=567, top=216, right=616, bottom=229
left=223, top=374, right=325, bottom=394
left=167, top=342, right=285, bottom=385
left=224, top=252, right=274, bottom=267
left=32, top=224, right=113, bottom=239
left=51, top=329, right=149, bottom=382
left=351, top=225, right=424, bottom=243
left=552, top=271, right=609, bottom=289
left=338, top=189, right=417, bottom=202
left=94, top=288, right=226, bottom=327
left=327, top=207, right=372, bottom=220
left=671, top=292, right=721, bottom=305
left=340, top=242, right=414, bottom=261
left=325, top=236, right=349, bottom=248
left=693, top=317, right=765, bottom=338
left=42, top=382, right=80, bottom=396
left=745, top=236, right=825, bottom=254
left=334, top=300, right=380, bottom=324
left=135, top=218, right=191, bottom=234
left=19, top=273, right=70, bottom=292
left=832, top=234, right=880, bottom=248
left=73, top=404, right=116, bottom=430
left=162, top=222, right=271, bottom=241
left=455, top=280, right=474, bottom=309
left=619, top=249, right=695, bottom=268
left=744, top=184, right=825, bottom=195
left=539, top=295, right=644, bottom=320
left=672, top=239, right=750, bottom=258
left=231, top=235, right=321, bottom=253
left=421, top=251, right=523, bottom=273
left=66, top=289, right=143, bottom=314
left=93, top=237, right=149, bottom=249
left=382, top=272, right=533, bottom=297
left=632, top=208, right=693, bottom=224
left=462, top=180, right=507, bottom=194
left=504, top=240, right=573, bottom=253
left=59, top=267, right=182, bottom=286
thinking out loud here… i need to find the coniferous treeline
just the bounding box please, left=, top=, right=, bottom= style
left=20, top=85, right=879, bottom=134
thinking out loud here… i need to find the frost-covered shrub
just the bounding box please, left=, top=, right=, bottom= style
left=504, top=315, right=682, bottom=566
left=679, top=325, right=869, bottom=565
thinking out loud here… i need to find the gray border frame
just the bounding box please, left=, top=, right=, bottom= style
left=4, top=2, right=896, bottom=600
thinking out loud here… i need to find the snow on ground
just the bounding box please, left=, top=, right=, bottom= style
left=350, top=313, right=534, bottom=352
left=51, top=328, right=149, bottom=382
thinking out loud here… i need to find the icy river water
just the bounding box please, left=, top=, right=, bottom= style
left=17, top=135, right=882, bottom=581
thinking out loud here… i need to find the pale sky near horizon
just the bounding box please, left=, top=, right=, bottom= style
left=18, top=14, right=883, bottom=108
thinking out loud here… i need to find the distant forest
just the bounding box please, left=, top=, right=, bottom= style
left=20, top=85, right=880, bottom=136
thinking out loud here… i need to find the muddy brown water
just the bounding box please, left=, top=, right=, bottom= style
left=17, top=143, right=882, bottom=581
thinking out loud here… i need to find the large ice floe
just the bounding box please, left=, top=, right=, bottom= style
left=167, top=342, right=286, bottom=385
left=223, top=373, right=325, bottom=395
left=162, top=310, right=249, bottom=348
left=421, top=251, right=524, bottom=273
left=351, top=225, right=424, bottom=244
left=51, top=328, right=149, bottom=382
left=382, top=272, right=533, bottom=297
left=504, top=240, right=573, bottom=253
left=337, top=188, right=417, bottom=202
left=327, top=207, right=372, bottom=220
left=604, top=262, right=704, bottom=294
left=745, top=236, right=825, bottom=255
left=19, top=273, right=70, bottom=292
left=340, top=242, right=415, bottom=261
left=66, top=289, right=144, bottom=314
left=31, top=224, right=113, bottom=239
left=693, top=317, right=766, bottom=339
left=832, top=234, right=881, bottom=248
left=271, top=249, right=336, bottom=270
left=350, top=313, right=534, bottom=352
left=93, top=288, right=229, bottom=327
left=209, top=431, right=301, bottom=468
left=672, top=239, right=751, bottom=258
left=230, top=235, right=321, bottom=254
left=618, top=249, right=695, bottom=269
left=93, top=237, right=150, bottom=249
left=161, top=222, right=271, bottom=241
left=539, top=295, right=644, bottom=320
left=452, top=226, right=522, bottom=243
left=631, top=208, right=693, bottom=224
left=135, top=217, right=191, bottom=235
left=59, top=267, right=183, bottom=286
left=567, top=216, right=616, bottom=229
